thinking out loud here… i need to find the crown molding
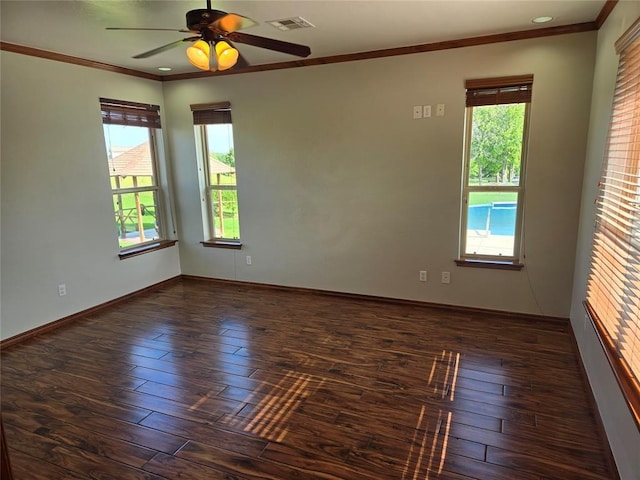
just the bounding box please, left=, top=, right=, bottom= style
left=1, top=18, right=604, bottom=82
left=163, top=22, right=597, bottom=81
left=596, top=0, right=618, bottom=28
left=0, top=42, right=162, bottom=81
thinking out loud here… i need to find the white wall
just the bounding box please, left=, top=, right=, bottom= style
left=570, top=4, right=640, bottom=480
left=0, top=52, right=181, bottom=340
left=164, top=31, right=595, bottom=318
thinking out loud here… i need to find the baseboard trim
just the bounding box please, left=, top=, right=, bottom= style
left=0, top=275, right=182, bottom=350
left=1, top=274, right=569, bottom=351
left=568, top=322, right=621, bottom=480
left=181, top=275, right=569, bottom=324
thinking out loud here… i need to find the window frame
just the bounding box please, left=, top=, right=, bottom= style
left=100, top=98, right=174, bottom=256
left=458, top=76, right=533, bottom=267
left=191, top=102, right=242, bottom=248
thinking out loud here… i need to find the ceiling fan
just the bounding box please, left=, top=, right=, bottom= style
left=107, top=0, right=311, bottom=72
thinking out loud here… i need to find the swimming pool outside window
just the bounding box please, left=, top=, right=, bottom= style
left=459, top=75, right=532, bottom=265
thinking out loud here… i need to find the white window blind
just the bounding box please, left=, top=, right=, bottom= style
left=585, top=18, right=640, bottom=428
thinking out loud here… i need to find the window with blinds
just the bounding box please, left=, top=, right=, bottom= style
left=100, top=98, right=167, bottom=252
left=191, top=102, right=242, bottom=245
left=585, top=18, right=640, bottom=429
left=459, top=75, right=532, bottom=265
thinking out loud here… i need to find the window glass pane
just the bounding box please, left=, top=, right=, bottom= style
left=210, top=170, right=237, bottom=187
left=468, top=104, right=525, bottom=186
left=205, top=124, right=235, bottom=186
left=111, top=175, right=155, bottom=189
left=211, top=188, right=240, bottom=240
left=465, top=192, right=518, bottom=257
left=113, top=191, right=160, bottom=248
left=104, top=125, right=155, bottom=183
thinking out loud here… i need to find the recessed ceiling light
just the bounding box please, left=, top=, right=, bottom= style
left=532, top=16, right=553, bottom=24
left=158, top=67, right=172, bottom=71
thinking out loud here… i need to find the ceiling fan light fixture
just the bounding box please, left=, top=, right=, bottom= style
left=215, top=41, right=239, bottom=70
left=186, top=40, right=211, bottom=71
left=111, top=2, right=311, bottom=70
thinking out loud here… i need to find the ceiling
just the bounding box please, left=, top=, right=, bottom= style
left=0, top=0, right=607, bottom=76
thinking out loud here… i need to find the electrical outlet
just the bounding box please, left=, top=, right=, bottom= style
left=423, top=105, right=432, bottom=118
left=419, top=270, right=427, bottom=282
left=441, top=272, right=450, bottom=284
left=246, top=255, right=252, bottom=265
left=58, top=283, right=67, bottom=296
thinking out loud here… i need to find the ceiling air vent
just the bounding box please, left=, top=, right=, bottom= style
left=267, top=17, right=315, bottom=31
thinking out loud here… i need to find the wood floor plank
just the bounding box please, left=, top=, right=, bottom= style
left=143, top=452, right=247, bottom=479
left=336, top=406, right=501, bottom=445
left=140, top=412, right=268, bottom=457
left=1, top=384, right=186, bottom=455
left=116, top=388, right=241, bottom=424
left=8, top=448, right=86, bottom=480
left=2, top=409, right=158, bottom=469
left=129, top=364, right=255, bottom=392
left=46, top=444, right=168, bottom=480
left=447, top=421, right=611, bottom=476
left=485, top=445, right=611, bottom=480
left=134, top=379, right=226, bottom=405
left=0, top=278, right=616, bottom=479
left=4, top=424, right=166, bottom=480
left=177, top=439, right=346, bottom=480
left=261, top=440, right=381, bottom=480
left=500, top=417, right=605, bottom=452
left=2, top=381, right=153, bottom=425
left=440, top=449, right=543, bottom=480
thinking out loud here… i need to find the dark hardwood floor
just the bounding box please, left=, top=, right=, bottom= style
left=1, top=278, right=616, bottom=479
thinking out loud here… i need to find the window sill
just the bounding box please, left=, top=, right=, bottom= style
left=119, top=240, right=177, bottom=260
left=201, top=240, right=242, bottom=250
left=584, top=301, right=640, bottom=429
left=455, top=259, right=524, bottom=271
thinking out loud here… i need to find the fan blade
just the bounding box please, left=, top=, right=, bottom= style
left=133, top=37, right=200, bottom=59
left=227, top=32, right=310, bottom=58
left=107, top=27, right=195, bottom=33
left=210, top=13, right=257, bottom=33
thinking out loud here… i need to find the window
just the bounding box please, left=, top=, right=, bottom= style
left=585, top=18, right=640, bottom=428
left=459, top=75, right=533, bottom=267
left=100, top=98, right=169, bottom=253
left=191, top=102, right=241, bottom=247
